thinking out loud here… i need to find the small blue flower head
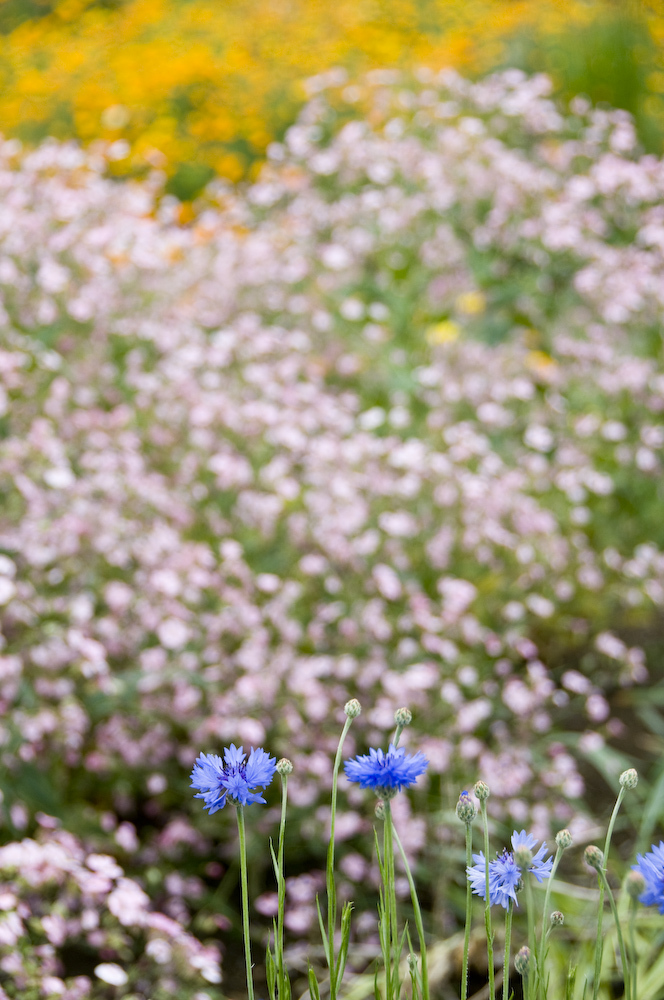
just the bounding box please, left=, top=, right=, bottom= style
left=632, top=842, right=664, bottom=913
left=466, top=830, right=553, bottom=909
left=344, top=743, right=428, bottom=797
left=190, top=745, right=276, bottom=813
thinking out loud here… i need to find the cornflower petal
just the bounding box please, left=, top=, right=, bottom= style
left=466, top=830, right=552, bottom=909
left=633, top=842, right=664, bottom=914
left=511, top=830, right=538, bottom=853
left=245, top=746, right=279, bottom=787
left=224, top=744, right=246, bottom=768
left=191, top=745, right=276, bottom=813
left=344, top=742, right=428, bottom=793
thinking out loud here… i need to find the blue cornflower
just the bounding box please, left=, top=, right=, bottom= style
left=190, top=745, right=276, bottom=813
left=466, top=830, right=553, bottom=909
left=344, top=743, right=428, bottom=796
left=633, top=842, right=664, bottom=913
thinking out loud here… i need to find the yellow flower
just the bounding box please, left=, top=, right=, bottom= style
left=526, top=350, right=558, bottom=377
left=0, top=0, right=657, bottom=190
left=455, top=290, right=486, bottom=316
left=426, top=320, right=461, bottom=345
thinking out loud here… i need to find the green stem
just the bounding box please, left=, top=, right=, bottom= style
left=480, top=801, right=496, bottom=1000
left=596, top=867, right=631, bottom=1000
left=537, top=846, right=563, bottom=1000
left=392, top=819, right=429, bottom=1000
left=629, top=897, right=637, bottom=1000
left=236, top=806, right=254, bottom=1000
left=462, top=822, right=473, bottom=1000
left=276, top=775, right=289, bottom=999
left=503, top=901, right=513, bottom=1000
left=384, top=801, right=400, bottom=998
left=381, top=814, right=393, bottom=1000
left=593, top=787, right=625, bottom=1000
left=326, top=715, right=354, bottom=1000
left=526, top=876, right=536, bottom=1000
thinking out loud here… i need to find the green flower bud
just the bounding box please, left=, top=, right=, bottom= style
left=344, top=699, right=362, bottom=719
left=455, top=791, right=477, bottom=825
left=515, top=946, right=530, bottom=976
left=276, top=758, right=293, bottom=776
left=514, top=845, right=533, bottom=869
left=619, top=768, right=638, bottom=790
left=394, top=707, right=412, bottom=727
left=375, top=800, right=387, bottom=821
left=550, top=910, right=564, bottom=926
left=474, top=780, right=490, bottom=802
left=584, top=845, right=604, bottom=871
left=555, top=828, right=573, bottom=850
left=625, top=870, right=645, bottom=899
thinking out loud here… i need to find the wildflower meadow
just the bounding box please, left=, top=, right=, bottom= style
left=2, top=57, right=664, bottom=999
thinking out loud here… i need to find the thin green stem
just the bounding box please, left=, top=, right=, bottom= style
left=480, top=801, right=496, bottom=1000
left=326, top=714, right=354, bottom=1000
left=593, top=787, right=625, bottom=1000
left=503, top=901, right=513, bottom=1000
left=392, top=819, right=429, bottom=1000
left=462, top=822, right=473, bottom=1000
left=380, top=815, right=393, bottom=1000
left=537, top=846, right=563, bottom=1000
left=236, top=806, right=254, bottom=1000
left=276, top=774, right=289, bottom=999
left=596, top=867, right=631, bottom=1000
left=384, top=801, right=400, bottom=998
left=629, top=897, right=637, bottom=1000
left=526, top=876, right=536, bottom=1000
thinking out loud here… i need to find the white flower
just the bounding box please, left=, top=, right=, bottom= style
left=94, top=963, right=128, bottom=986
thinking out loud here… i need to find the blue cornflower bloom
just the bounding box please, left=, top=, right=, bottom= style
left=191, top=745, right=276, bottom=813
left=344, top=743, right=428, bottom=795
left=633, top=842, right=664, bottom=913
left=466, top=830, right=553, bottom=909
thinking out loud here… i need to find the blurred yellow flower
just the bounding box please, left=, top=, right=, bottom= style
left=427, top=320, right=461, bottom=345
left=526, top=350, right=558, bottom=377
left=0, top=0, right=659, bottom=193
left=455, top=290, right=486, bottom=316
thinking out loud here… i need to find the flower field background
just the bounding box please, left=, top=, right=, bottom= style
left=2, top=1, right=664, bottom=997
left=0, top=0, right=663, bottom=197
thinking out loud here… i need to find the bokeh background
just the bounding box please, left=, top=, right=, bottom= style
left=1, top=1, right=664, bottom=998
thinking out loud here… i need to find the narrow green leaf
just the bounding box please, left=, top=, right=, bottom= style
left=308, top=967, right=322, bottom=1000
left=335, top=900, right=355, bottom=985
left=266, top=946, right=277, bottom=1000
left=269, top=838, right=280, bottom=882
left=315, top=893, right=331, bottom=965
left=374, top=963, right=382, bottom=1000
